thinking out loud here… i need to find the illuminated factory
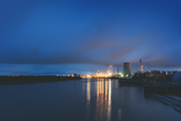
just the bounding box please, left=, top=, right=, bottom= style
left=84, top=60, right=143, bottom=78
left=83, top=60, right=141, bottom=78
left=84, top=64, right=125, bottom=78
left=83, top=59, right=180, bottom=80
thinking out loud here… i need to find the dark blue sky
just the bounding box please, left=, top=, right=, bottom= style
left=0, top=0, right=181, bottom=75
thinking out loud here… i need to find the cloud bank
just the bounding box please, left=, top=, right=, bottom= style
left=0, top=0, right=181, bottom=75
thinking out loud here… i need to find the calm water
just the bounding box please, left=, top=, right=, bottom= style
left=0, top=78, right=181, bottom=121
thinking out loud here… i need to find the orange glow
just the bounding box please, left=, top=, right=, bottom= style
left=87, top=75, right=92, bottom=78
left=80, top=71, right=115, bottom=78
left=80, top=75, right=86, bottom=78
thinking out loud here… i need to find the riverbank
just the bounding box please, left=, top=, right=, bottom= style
left=119, top=78, right=181, bottom=93
left=0, top=76, right=82, bottom=85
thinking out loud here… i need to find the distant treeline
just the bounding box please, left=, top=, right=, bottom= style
left=0, top=76, right=81, bottom=85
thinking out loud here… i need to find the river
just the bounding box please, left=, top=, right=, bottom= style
left=0, top=78, right=181, bottom=121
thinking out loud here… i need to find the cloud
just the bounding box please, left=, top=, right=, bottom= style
left=0, top=0, right=181, bottom=75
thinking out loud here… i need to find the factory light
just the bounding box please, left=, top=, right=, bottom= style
left=87, top=75, right=92, bottom=78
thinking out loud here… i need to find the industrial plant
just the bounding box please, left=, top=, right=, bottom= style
left=123, top=62, right=132, bottom=76
left=81, top=59, right=181, bottom=93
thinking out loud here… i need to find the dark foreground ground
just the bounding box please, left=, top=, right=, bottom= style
left=0, top=76, right=82, bottom=85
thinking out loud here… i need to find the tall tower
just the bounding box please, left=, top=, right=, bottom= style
left=123, top=62, right=132, bottom=76
left=140, top=59, right=143, bottom=73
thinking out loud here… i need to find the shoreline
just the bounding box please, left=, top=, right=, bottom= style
left=0, top=76, right=82, bottom=85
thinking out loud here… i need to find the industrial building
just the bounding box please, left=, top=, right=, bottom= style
left=123, top=62, right=132, bottom=76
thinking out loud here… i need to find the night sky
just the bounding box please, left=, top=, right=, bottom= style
left=0, top=0, right=181, bottom=75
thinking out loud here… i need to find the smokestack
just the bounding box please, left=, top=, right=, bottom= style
left=123, top=62, right=132, bottom=76
left=140, top=59, right=142, bottom=73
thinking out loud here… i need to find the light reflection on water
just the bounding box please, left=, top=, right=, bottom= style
left=93, top=78, right=112, bottom=121
left=0, top=79, right=181, bottom=121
